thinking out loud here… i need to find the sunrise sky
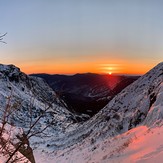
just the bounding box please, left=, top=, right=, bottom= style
left=0, top=0, right=162, bottom=75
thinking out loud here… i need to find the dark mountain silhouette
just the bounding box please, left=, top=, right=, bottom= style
left=31, top=73, right=139, bottom=116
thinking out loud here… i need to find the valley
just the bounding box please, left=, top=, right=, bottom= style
left=32, top=73, right=139, bottom=117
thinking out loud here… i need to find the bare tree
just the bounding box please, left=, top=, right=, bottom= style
left=0, top=50, right=60, bottom=162
left=0, top=90, right=57, bottom=163
left=0, top=33, right=7, bottom=44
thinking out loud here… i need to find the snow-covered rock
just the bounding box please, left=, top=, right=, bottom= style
left=0, top=64, right=80, bottom=162
left=0, top=64, right=78, bottom=130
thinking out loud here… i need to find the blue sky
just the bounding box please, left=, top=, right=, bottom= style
left=0, top=0, right=162, bottom=74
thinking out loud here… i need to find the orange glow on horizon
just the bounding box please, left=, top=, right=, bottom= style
left=16, top=60, right=158, bottom=75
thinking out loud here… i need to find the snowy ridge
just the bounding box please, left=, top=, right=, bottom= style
left=0, top=64, right=80, bottom=162
left=0, top=64, right=77, bottom=130
left=44, top=62, right=163, bottom=149
left=36, top=62, right=163, bottom=163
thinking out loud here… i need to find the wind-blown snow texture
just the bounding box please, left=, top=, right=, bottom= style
left=35, top=62, right=163, bottom=163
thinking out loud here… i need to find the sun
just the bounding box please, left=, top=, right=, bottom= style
left=99, top=64, right=119, bottom=75
left=108, top=67, right=113, bottom=75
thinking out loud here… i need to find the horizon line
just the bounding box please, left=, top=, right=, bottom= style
left=29, top=72, right=143, bottom=76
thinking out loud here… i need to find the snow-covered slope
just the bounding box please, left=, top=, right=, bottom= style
left=50, top=125, right=163, bottom=163
left=0, top=64, right=81, bottom=162
left=0, top=64, right=78, bottom=131
left=44, top=62, right=162, bottom=148
left=36, top=62, right=163, bottom=162
left=0, top=62, right=162, bottom=163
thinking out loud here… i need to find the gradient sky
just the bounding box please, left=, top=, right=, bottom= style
left=0, top=0, right=162, bottom=74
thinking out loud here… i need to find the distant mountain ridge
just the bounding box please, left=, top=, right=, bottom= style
left=31, top=73, right=139, bottom=116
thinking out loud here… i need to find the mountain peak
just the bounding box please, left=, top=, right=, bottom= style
left=157, top=61, right=163, bottom=66
left=0, top=63, right=26, bottom=84
left=0, top=64, right=20, bottom=73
